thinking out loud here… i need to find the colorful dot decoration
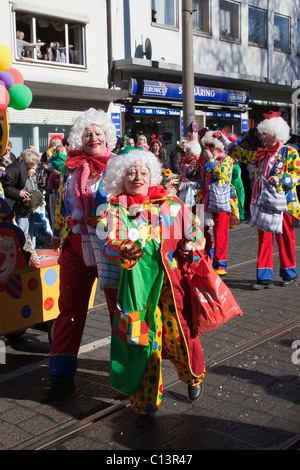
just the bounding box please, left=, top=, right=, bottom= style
left=16, top=267, right=59, bottom=322
left=43, top=268, right=58, bottom=287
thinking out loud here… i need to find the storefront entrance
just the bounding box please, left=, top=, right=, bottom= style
left=122, top=106, right=181, bottom=155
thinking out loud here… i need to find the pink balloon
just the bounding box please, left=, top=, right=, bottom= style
left=0, top=84, right=9, bottom=110
left=7, top=67, right=24, bottom=85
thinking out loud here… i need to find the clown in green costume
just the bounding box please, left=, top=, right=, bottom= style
left=103, top=149, right=206, bottom=426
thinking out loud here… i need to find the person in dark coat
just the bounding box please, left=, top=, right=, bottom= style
left=170, top=138, right=188, bottom=174
left=2, top=148, right=41, bottom=213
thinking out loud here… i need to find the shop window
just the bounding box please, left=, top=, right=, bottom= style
left=151, top=0, right=177, bottom=27
left=15, top=10, right=86, bottom=66
left=248, top=6, right=267, bottom=48
left=219, top=0, right=240, bottom=42
left=274, top=13, right=290, bottom=53
left=193, top=0, right=210, bottom=35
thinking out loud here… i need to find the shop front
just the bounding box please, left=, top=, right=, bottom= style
left=120, top=78, right=250, bottom=151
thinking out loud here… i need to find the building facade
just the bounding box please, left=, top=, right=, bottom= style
left=1, top=0, right=299, bottom=156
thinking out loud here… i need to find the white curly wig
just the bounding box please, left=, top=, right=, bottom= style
left=185, top=140, right=201, bottom=156
left=68, top=108, right=117, bottom=151
left=257, top=116, right=290, bottom=144
left=103, top=149, right=163, bottom=197
left=201, top=131, right=224, bottom=150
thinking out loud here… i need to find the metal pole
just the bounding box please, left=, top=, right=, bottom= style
left=182, top=0, right=195, bottom=137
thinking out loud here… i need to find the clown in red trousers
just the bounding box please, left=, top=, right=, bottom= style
left=219, top=111, right=300, bottom=289
left=47, top=108, right=120, bottom=400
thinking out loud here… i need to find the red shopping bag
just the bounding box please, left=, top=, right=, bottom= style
left=184, top=252, right=243, bottom=336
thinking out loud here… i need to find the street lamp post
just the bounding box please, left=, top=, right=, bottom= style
left=182, top=0, right=195, bottom=138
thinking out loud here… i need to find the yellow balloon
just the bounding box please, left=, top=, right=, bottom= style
left=0, top=44, right=13, bottom=72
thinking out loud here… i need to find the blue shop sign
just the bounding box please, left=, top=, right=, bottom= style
left=121, top=106, right=181, bottom=116
left=130, top=79, right=249, bottom=105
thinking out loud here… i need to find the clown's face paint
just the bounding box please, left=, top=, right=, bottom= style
left=0, top=236, right=17, bottom=282
left=124, top=163, right=150, bottom=196
left=82, top=125, right=107, bottom=156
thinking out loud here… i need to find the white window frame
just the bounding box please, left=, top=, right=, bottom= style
left=151, top=0, right=179, bottom=29
left=273, top=13, right=291, bottom=54
left=219, top=0, right=241, bottom=43
left=248, top=6, right=267, bottom=48
left=12, top=7, right=87, bottom=68
left=193, top=0, right=211, bottom=36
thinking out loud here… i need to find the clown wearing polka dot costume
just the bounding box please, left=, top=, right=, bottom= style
left=217, top=111, right=300, bottom=289
left=103, top=149, right=207, bottom=426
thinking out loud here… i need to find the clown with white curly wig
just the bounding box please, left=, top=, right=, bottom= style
left=47, top=108, right=119, bottom=400
left=102, top=148, right=211, bottom=424
left=217, top=110, right=300, bottom=290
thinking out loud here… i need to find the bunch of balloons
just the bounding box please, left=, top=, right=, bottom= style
left=0, top=43, right=32, bottom=111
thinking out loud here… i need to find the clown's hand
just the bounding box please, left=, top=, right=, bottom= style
left=119, top=240, right=144, bottom=261
left=178, top=239, right=194, bottom=259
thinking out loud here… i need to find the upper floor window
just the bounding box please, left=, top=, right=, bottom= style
left=248, top=6, right=267, bottom=48
left=151, top=0, right=177, bottom=27
left=220, top=0, right=240, bottom=42
left=15, top=10, right=86, bottom=66
left=274, top=13, right=290, bottom=53
left=193, top=0, right=210, bottom=35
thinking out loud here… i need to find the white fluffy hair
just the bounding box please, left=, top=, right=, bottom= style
left=103, top=149, right=163, bottom=197
left=257, top=116, right=290, bottom=144
left=185, top=140, right=201, bottom=156
left=201, top=131, right=224, bottom=150
left=68, top=108, right=117, bottom=151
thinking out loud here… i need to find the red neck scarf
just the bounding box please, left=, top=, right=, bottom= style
left=65, top=148, right=111, bottom=179
left=110, top=185, right=170, bottom=208
left=66, top=148, right=111, bottom=221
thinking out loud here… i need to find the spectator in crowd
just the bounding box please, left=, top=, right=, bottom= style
left=16, top=31, right=45, bottom=58
left=170, top=138, right=188, bottom=174
left=136, top=134, right=149, bottom=150
left=47, top=144, right=68, bottom=228
left=0, top=141, right=16, bottom=169
left=126, top=137, right=135, bottom=147
left=149, top=136, right=170, bottom=169
left=2, top=148, right=42, bottom=265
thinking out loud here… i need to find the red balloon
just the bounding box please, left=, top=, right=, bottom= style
left=7, top=67, right=24, bottom=85
left=0, top=84, right=9, bottom=110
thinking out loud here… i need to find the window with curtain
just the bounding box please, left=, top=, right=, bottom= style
left=151, top=0, right=177, bottom=27
left=219, top=0, right=240, bottom=41
left=15, top=10, right=86, bottom=66
left=248, top=6, right=267, bottom=48
left=193, top=0, right=210, bottom=34
left=274, top=13, right=290, bottom=53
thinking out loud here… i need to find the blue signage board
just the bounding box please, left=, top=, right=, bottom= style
left=121, top=106, right=181, bottom=116
left=241, top=119, right=249, bottom=133
left=111, top=112, right=121, bottom=136
left=130, top=79, right=249, bottom=105
left=206, top=112, right=241, bottom=119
